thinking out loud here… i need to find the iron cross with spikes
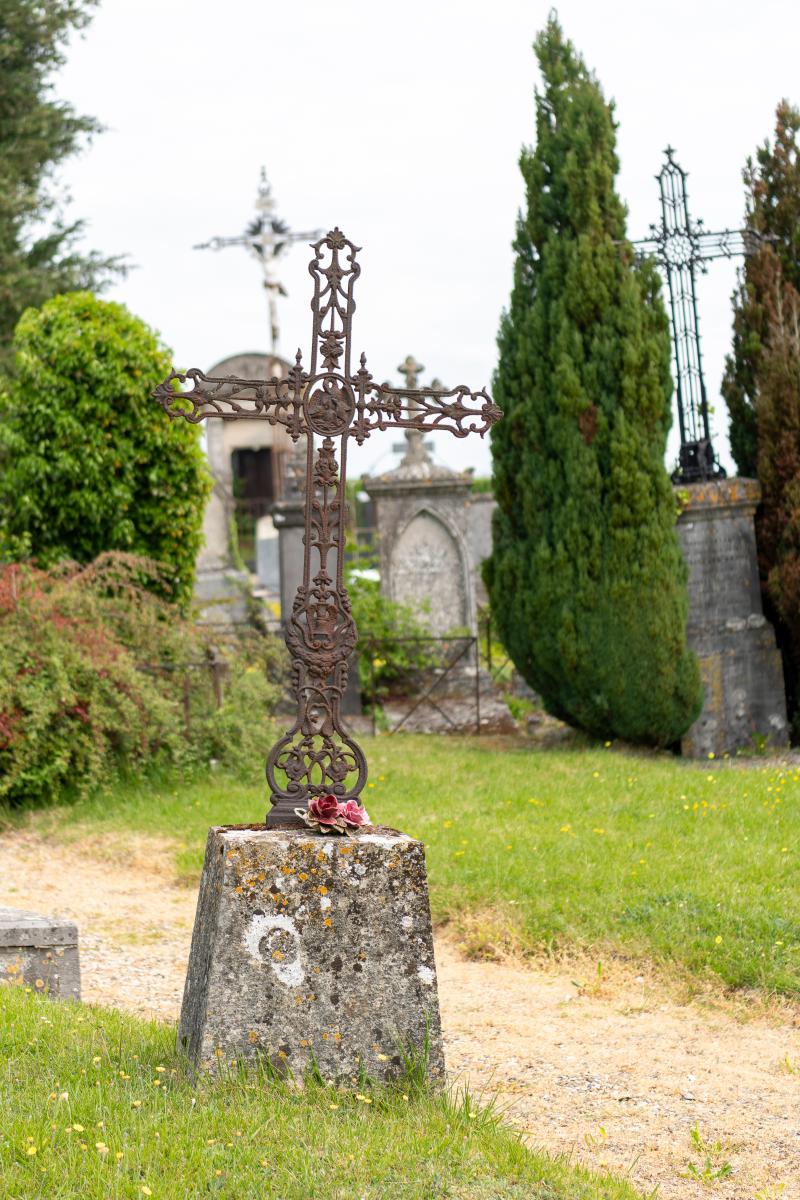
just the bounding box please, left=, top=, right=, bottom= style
left=154, top=229, right=501, bottom=827
left=632, top=147, right=774, bottom=483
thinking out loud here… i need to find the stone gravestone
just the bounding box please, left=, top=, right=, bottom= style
left=154, top=229, right=501, bottom=1080
left=676, top=479, right=788, bottom=756
left=364, top=357, right=476, bottom=637
left=271, top=437, right=307, bottom=625
left=0, top=907, right=80, bottom=1000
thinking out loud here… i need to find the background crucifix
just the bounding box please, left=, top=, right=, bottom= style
left=193, top=168, right=321, bottom=352
left=154, top=229, right=501, bottom=827
left=391, top=353, right=444, bottom=473
left=633, top=147, right=773, bottom=483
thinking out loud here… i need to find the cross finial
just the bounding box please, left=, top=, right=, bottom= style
left=398, top=354, right=425, bottom=390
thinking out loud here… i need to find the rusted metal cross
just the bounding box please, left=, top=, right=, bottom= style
left=154, top=229, right=501, bottom=827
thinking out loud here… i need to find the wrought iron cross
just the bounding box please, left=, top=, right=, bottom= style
left=154, top=230, right=501, bottom=827
left=633, top=147, right=770, bottom=483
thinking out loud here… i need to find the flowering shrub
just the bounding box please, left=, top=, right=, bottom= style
left=0, top=554, right=284, bottom=806
left=345, top=557, right=443, bottom=700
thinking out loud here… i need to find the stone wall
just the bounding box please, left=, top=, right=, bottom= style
left=676, top=478, right=788, bottom=756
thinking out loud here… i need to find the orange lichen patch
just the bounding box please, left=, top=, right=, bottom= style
left=323, top=918, right=332, bottom=928
left=318, top=886, right=328, bottom=895
left=298, top=872, right=309, bottom=881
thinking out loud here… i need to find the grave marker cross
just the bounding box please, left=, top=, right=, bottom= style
left=633, top=147, right=771, bottom=483
left=154, top=229, right=501, bottom=827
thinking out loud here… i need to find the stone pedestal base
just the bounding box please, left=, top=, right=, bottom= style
left=179, top=826, right=444, bottom=1083
left=682, top=619, right=788, bottom=757
left=676, top=479, right=788, bottom=757
left=0, top=907, right=80, bottom=1000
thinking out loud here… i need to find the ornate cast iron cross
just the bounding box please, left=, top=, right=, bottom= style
left=154, top=230, right=501, bottom=827
left=633, top=147, right=770, bottom=484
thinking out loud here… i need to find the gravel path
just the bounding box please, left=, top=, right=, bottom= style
left=1, top=827, right=798, bottom=1199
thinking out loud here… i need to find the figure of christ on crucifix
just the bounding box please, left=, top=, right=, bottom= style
left=154, top=229, right=501, bottom=827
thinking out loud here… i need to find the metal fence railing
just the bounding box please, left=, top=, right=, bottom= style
left=360, top=635, right=480, bottom=735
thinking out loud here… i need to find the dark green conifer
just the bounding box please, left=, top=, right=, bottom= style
left=723, top=101, right=800, bottom=478
left=723, top=101, right=800, bottom=728
left=485, top=16, right=702, bottom=745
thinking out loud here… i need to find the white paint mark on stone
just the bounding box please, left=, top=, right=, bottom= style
left=244, top=914, right=305, bottom=987
left=365, top=834, right=409, bottom=851
left=417, top=965, right=434, bottom=987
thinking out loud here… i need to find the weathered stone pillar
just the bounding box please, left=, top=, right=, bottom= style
left=272, top=493, right=305, bottom=624
left=178, top=826, right=444, bottom=1082
left=0, top=908, right=80, bottom=1000
left=676, top=478, right=788, bottom=756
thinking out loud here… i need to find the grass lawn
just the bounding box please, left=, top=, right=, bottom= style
left=0, top=986, right=641, bottom=1200
left=4, top=735, right=799, bottom=994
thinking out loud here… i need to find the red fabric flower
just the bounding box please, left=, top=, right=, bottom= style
left=340, top=799, right=369, bottom=828
left=308, top=793, right=341, bottom=826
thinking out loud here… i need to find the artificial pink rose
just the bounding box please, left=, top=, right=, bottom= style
left=340, top=799, right=369, bottom=828
left=308, top=793, right=341, bottom=826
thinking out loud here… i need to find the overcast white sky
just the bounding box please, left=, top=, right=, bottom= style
left=57, top=0, right=800, bottom=480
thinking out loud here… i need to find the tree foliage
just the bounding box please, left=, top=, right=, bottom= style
left=0, top=292, right=211, bottom=605
left=0, top=0, right=121, bottom=369
left=485, top=17, right=702, bottom=746
left=723, top=102, right=800, bottom=727
left=723, top=102, right=800, bottom=477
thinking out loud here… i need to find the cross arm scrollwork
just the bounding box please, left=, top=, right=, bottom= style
left=153, top=359, right=308, bottom=439
left=349, top=371, right=501, bottom=446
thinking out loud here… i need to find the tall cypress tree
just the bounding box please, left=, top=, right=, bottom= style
left=723, top=102, right=800, bottom=728
left=485, top=16, right=702, bottom=746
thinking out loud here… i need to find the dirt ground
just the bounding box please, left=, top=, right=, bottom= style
left=1, top=827, right=798, bottom=1200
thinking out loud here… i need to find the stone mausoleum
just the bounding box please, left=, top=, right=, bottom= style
left=195, top=351, right=293, bottom=623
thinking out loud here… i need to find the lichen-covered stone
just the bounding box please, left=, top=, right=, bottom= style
left=179, top=826, right=444, bottom=1083
left=677, top=479, right=788, bottom=756
left=0, top=907, right=80, bottom=1000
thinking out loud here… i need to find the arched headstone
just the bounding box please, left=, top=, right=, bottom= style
left=392, top=509, right=469, bottom=635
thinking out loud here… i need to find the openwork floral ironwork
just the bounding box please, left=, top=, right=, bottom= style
left=154, top=230, right=501, bottom=826
left=632, top=148, right=773, bottom=483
